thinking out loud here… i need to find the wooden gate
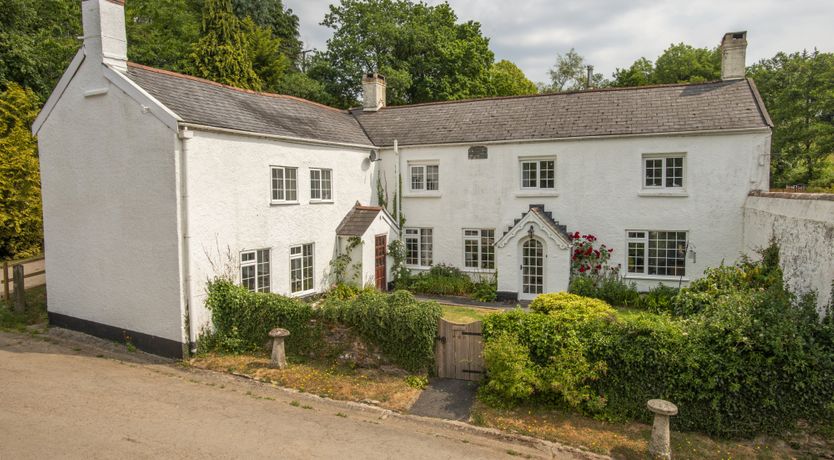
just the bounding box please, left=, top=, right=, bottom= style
left=435, top=319, right=484, bottom=381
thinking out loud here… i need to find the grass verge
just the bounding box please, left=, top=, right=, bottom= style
left=0, top=285, right=47, bottom=331
left=470, top=402, right=830, bottom=459
left=190, top=353, right=423, bottom=412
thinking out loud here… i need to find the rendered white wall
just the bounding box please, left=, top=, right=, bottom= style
left=379, top=132, right=770, bottom=294
left=37, top=59, right=184, bottom=342
left=743, top=194, right=834, bottom=311
left=184, top=130, right=376, bottom=335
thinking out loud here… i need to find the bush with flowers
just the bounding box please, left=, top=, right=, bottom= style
left=568, top=232, right=640, bottom=307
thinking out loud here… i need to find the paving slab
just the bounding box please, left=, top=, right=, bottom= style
left=409, top=377, right=479, bottom=421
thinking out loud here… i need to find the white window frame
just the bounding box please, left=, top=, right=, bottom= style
left=404, top=228, right=433, bottom=268
left=309, top=168, right=333, bottom=202
left=270, top=166, right=298, bottom=204
left=642, top=153, right=686, bottom=190
left=463, top=229, right=495, bottom=270
left=519, top=157, right=556, bottom=191
left=290, top=243, right=314, bottom=294
left=240, top=249, right=270, bottom=292
left=408, top=162, right=439, bottom=193
left=625, top=230, right=688, bottom=278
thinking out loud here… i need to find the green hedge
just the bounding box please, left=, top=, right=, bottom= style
left=408, top=264, right=473, bottom=296
left=483, top=253, right=834, bottom=437
left=203, top=280, right=320, bottom=354
left=202, top=281, right=441, bottom=373
left=320, top=289, right=442, bottom=372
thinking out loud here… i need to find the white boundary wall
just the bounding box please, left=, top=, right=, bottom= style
left=743, top=192, right=834, bottom=311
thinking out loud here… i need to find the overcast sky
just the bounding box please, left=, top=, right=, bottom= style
left=284, top=0, right=834, bottom=83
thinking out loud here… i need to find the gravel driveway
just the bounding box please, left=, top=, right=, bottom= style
left=0, top=328, right=587, bottom=459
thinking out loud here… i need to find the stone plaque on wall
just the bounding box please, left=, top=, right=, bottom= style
left=468, top=146, right=488, bottom=159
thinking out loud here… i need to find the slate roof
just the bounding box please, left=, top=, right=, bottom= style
left=351, top=79, right=773, bottom=147
left=336, top=204, right=390, bottom=236
left=125, top=63, right=373, bottom=146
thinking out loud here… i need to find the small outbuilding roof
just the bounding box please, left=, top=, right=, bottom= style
left=335, top=204, right=398, bottom=237
left=125, top=63, right=374, bottom=146
left=351, top=79, right=773, bottom=147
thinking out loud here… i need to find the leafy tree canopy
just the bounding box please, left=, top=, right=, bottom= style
left=749, top=50, right=834, bottom=187
left=126, top=0, right=202, bottom=73
left=0, top=0, right=81, bottom=100
left=232, top=0, right=302, bottom=65
left=611, top=43, right=720, bottom=87
left=314, top=0, right=495, bottom=107
left=544, top=48, right=607, bottom=92
left=488, top=60, right=538, bottom=97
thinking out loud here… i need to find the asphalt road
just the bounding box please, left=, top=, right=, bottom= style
left=0, top=328, right=582, bottom=459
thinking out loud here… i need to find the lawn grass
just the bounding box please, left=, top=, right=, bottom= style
left=190, top=353, right=423, bottom=412
left=470, top=402, right=813, bottom=459
left=440, top=305, right=498, bottom=323
left=0, top=285, right=47, bottom=331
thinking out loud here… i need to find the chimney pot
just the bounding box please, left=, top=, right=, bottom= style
left=362, top=73, right=386, bottom=111
left=82, top=0, right=128, bottom=72
left=720, top=31, right=747, bottom=81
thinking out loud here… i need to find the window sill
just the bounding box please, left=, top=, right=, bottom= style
left=403, top=192, right=442, bottom=198
left=462, top=268, right=496, bottom=275
left=289, top=288, right=316, bottom=298
left=406, top=265, right=431, bottom=270
left=624, top=274, right=690, bottom=282
left=309, top=200, right=334, bottom=205
left=637, top=190, right=688, bottom=198
left=515, top=190, right=559, bottom=198
left=270, top=200, right=300, bottom=206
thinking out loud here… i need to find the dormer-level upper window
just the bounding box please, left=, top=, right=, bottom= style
left=643, top=154, right=685, bottom=189
left=271, top=166, right=298, bottom=203
left=409, top=163, right=439, bottom=192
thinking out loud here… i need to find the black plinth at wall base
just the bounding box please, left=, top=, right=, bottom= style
left=47, top=311, right=184, bottom=359
left=496, top=291, right=518, bottom=302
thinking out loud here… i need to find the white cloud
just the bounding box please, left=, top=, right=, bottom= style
left=285, top=0, right=834, bottom=83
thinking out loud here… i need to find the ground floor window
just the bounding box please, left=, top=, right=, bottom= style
left=463, top=229, right=495, bottom=269
left=405, top=228, right=432, bottom=267
left=240, top=249, right=270, bottom=292
left=290, top=243, right=314, bottom=293
left=626, top=231, right=687, bottom=276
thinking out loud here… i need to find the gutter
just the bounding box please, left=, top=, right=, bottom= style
left=179, top=123, right=377, bottom=150
left=177, top=127, right=195, bottom=356
left=372, top=127, right=772, bottom=149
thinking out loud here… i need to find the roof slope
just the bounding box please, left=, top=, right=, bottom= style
left=352, top=79, right=772, bottom=147
left=336, top=204, right=396, bottom=236
left=126, top=63, right=373, bottom=146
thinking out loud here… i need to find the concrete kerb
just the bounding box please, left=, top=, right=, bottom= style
left=199, top=365, right=608, bottom=460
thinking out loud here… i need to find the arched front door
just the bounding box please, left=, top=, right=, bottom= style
left=519, top=238, right=544, bottom=301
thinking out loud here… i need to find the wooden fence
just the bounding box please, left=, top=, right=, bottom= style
left=2, top=255, right=45, bottom=300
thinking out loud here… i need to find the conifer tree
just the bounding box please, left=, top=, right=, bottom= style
left=189, top=0, right=262, bottom=90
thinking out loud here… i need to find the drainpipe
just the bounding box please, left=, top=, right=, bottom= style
left=394, top=139, right=401, bottom=230
left=178, top=127, right=194, bottom=357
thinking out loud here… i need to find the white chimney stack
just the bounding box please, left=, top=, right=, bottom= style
left=362, top=73, right=386, bottom=111
left=720, top=31, right=747, bottom=80
left=82, top=0, right=128, bottom=73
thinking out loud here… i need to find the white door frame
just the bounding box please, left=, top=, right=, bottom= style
left=518, top=237, right=545, bottom=301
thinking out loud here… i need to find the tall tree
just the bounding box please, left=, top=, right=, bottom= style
left=232, top=0, right=302, bottom=66
left=652, top=43, right=720, bottom=84
left=0, top=84, right=42, bottom=259
left=749, top=50, right=834, bottom=187
left=488, top=60, right=537, bottom=96
left=545, top=48, right=606, bottom=92
left=0, top=0, right=81, bottom=100
left=189, top=0, right=262, bottom=90
left=611, top=57, right=654, bottom=87
left=314, top=0, right=495, bottom=107
left=126, top=0, right=202, bottom=73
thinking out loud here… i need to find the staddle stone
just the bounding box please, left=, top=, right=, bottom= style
left=647, top=399, right=677, bottom=460
left=269, top=328, right=290, bottom=369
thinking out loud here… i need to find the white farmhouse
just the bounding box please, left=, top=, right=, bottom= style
left=34, top=1, right=772, bottom=357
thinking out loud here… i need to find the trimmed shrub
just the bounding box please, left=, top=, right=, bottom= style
left=319, top=289, right=442, bottom=372
left=409, top=264, right=473, bottom=296
left=481, top=332, right=538, bottom=405
left=472, top=277, right=498, bottom=302
left=634, top=284, right=679, bottom=314
left=203, top=280, right=320, bottom=354
left=569, top=274, right=640, bottom=307
left=530, top=292, right=616, bottom=321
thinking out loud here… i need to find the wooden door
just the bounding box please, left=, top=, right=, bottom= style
left=435, top=319, right=484, bottom=381
left=374, top=234, right=387, bottom=291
